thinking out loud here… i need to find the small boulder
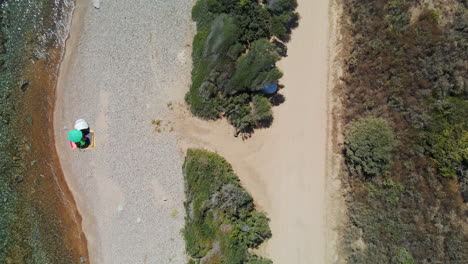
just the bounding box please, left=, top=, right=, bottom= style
left=93, top=0, right=100, bottom=9
left=19, top=80, right=29, bottom=92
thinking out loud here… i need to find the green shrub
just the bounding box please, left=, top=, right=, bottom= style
left=345, top=116, right=396, bottom=176
left=266, top=0, right=298, bottom=15
left=423, top=98, right=468, bottom=178
left=392, top=248, right=416, bottom=264
left=421, top=9, right=441, bottom=24
left=385, top=0, right=410, bottom=31
left=271, top=16, right=288, bottom=41
left=192, top=0, right=217, bottom=30
left=252, top=95, right=273, bottom=126
left=226, top=39, right=282, bottom=94
left=223, top=93, right=254, bottom=131
left=227, top=42, right=245, bottom=60
left=204, top=14, right=240, bottom=57
left=246, top=255, right=274, bottom=264
left=183, top=149, right=273, bottom=264
left=235, top=2, right=272, bottom=43
left=186, top=0, right=298, bottom=133
left=244, top=211, right=272, bottom=248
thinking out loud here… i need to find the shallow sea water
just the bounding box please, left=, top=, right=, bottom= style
left=0, top=0, right=87, bottom=263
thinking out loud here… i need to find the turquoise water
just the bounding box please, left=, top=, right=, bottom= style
left=0, top=0, right=82, bottom=263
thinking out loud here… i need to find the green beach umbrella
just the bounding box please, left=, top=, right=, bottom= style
left=68, top=129, right=83, bottom=142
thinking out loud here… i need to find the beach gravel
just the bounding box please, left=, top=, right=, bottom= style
left=54, top=0, right=194, bottom=263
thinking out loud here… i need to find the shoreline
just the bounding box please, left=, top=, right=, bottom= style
left=0, top=1, right=89, bottom=262
left=52, top=0, right=91, bottom=261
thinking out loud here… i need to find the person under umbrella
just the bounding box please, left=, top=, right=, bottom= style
left=68, top=129, right=89, bottom=148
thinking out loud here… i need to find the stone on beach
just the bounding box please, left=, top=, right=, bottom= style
left=92, top=0, right=100, bottom=9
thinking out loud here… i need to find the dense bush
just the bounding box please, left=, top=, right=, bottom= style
left=186, top=0, right=298, bottom=134
left=338, top=0, right=467, bottom=262
left=266, top=0, right=298, bottom=14
left=226, top=39, right=282, bottom=94
left=391, top=248, right=416, bottom=264
left=422, top=98, right=468, bottom=178
left=245, top=255, right=273, bottom=264
left=345, top=116, right=395, bottom=176
left=183, top=149, right=272, bottom=264
left=252, top=95, right=273, bottom=126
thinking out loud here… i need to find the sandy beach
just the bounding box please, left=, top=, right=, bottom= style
left=174, top=0, right=332, bottom=263
left=54, top=0, right=193, bottom=263
left=55, top=0, right=334, bottom=263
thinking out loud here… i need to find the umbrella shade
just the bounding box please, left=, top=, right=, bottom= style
left=68, top=129, right=83, bottom=142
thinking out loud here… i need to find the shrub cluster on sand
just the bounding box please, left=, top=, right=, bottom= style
left=338, top=0, right=467, bottom=262
left=183, top=149, right=272, bottom=264
left=345, top=116, right=395, bottom=176
left=186, top=0, right=298, bottom=135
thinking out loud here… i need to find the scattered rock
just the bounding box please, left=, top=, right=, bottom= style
left=93, top=0, right=100, bottom=9
left=33, top=48, right=47, bottom=61
left=136, top=217, right=142, bottom=223
left=24, top=143, right=32, bottom=152
left=80, top=256, right=86, bottom=263
left=19, top=80, right=29, bottom=92
left=34, top=178, right=41, bottom=185
left=15, top=175, right=24, bottom=184
left=117, top=205, right=123, bottom=212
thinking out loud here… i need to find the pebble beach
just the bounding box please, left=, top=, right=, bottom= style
left=54, top=0, right=194, bottom=263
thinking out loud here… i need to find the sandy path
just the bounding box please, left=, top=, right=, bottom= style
left=174, top=0, right=331, bottom=263
left=54, top=0, right=193, bottom=263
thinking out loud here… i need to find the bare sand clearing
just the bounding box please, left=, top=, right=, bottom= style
left=54, top=0, right=193, bottom=263
left=173, top=0, right=332, bottom=263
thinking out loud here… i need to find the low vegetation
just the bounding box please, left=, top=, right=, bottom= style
left=338, top=0, right=467, bottom=262
left=183, top=149, right=272, bottom=264
left=186, top=0, right=298, bottom=135
left=345, top=116, right=396, bottom=176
